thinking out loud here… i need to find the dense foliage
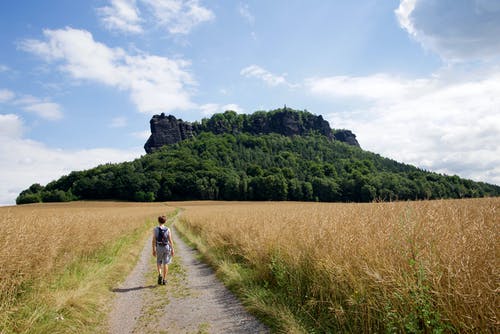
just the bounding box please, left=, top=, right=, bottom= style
left=17, top=132, right=500, bottom=204
left=190, top=109, right=332, bottom=137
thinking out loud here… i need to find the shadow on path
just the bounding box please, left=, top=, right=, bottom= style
left=111, top=285, right=157, bottom=293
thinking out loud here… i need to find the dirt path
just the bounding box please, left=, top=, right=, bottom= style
left=107, top=214, right=269, bottom=334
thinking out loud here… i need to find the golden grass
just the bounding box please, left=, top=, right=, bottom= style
left=177, top=198, right=499, bottom=333
left=0, top=201, right=174, bottom=332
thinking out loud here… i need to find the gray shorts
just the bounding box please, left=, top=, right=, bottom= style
left=156, top=244, right=172, bottom=265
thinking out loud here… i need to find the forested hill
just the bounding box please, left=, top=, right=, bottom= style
left=17, top=130, right=500, bottom=204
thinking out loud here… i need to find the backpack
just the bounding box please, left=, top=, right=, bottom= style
left=156, top=227, right=170, bottom=246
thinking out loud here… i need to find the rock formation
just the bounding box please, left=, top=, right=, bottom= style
left=144, top=109, right=360, bottom=153
left=333, top=130, right=360, bottom=147
left=144, top=113, right=194, bottom=153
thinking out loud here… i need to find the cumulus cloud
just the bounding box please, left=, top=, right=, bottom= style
left=396, top=0, right=500, bottom=62
left=97, top=0, right=143, bottom=33
left=19, top=27, right=195, bottom=114
left=0, top=114, right=142, bottom=205
left=307, top=70, right=500, bottom=185
left=241, top=65, right=296, bottom=87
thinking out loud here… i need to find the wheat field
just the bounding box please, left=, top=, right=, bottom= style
left=0, top=201, right=173, bottom=311
left=178, top=198, right=499, bottom=332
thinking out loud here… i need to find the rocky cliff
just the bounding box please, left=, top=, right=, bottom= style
left=144, top=109, right=360, bottom=153
left=333, top=130, right=359, bottom=147
left=144, top=113, right=194, bottom=153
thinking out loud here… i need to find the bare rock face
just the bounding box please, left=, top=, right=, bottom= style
left=250, top=109, right=333, bottom=139
left=144, top=113, right=194, bottom=153
left=333, top=130, right=360, bottom=147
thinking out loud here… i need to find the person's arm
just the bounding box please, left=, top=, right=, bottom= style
left=152, top=229, right=157, bottom=257
left=168, top=231, right=175, bottom=257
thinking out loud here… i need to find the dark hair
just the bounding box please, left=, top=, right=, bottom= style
left=158, top=216, right=166, bottom=224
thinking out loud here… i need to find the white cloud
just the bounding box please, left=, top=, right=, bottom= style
left=394, top=0, right=417, bottom=36
left=141, top=0, right=215, bottom=34
left=241, top=65, right=296, bottom=87
left=110, top=116, right=128, bottom=128
left=396, top=0, right=500, bottom=62
left=19, top=27, right=195, bottom=114
left=0, top=64, right=9, bottom=72
left=22, top=101, right=63, bottom=121
left=97, top=0, right=214, bottom=35
left=0, top=114, right=24, bottom=139
left=0, top=89, right=15, bottom=102
left=306, top=74, right=430, bottom=101
left=239, top=3, right=254, bottom=25
left=0, top=115, right=142, bottom=206
left=2, top=92, right=63, bottom=121
left=200, top=103, right=243, bottom=116
left=222, top=103, right=243, bottom=113
left=97, top=0, right=143, bottom=33
left=308, top=70, right=500, bottom=185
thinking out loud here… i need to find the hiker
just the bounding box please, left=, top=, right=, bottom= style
left=152, top=215, right=175, bottom=285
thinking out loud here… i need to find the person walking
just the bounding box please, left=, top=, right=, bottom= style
left=152, top=215, right=175, bottom=285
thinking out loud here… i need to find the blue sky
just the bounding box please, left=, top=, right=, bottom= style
left=1, top=0, right=500, bottom=205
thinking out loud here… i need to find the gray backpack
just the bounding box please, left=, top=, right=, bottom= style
left=156, top=227, right=170, bottom=246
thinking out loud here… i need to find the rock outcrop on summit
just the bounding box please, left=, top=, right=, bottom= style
left=144, top=108, right=360, bottom=153
left=144, top=113, right=195, bottom=154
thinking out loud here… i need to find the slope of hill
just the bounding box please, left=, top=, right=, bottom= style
left=16, top=109, right=500, bottom=204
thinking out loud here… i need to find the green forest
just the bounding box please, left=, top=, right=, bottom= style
left=16, top=129, right=500, bottom=204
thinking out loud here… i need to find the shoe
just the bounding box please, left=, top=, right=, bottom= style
left=157, top=275, right=162, bottom=285
left=162, top=278, right=167, bottom=285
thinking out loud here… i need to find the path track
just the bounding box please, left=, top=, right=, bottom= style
left=108, top=212, right=269, bottom=333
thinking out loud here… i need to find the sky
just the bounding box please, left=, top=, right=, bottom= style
left=1, top=0, right=500, bottom=205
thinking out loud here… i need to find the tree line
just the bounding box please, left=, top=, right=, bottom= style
left=17, top=132, right=500, bottom=204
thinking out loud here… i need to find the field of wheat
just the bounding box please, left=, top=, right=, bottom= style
left=0, top=201, right=173, bottom=311
left=178, top=198, right=499, bottom=332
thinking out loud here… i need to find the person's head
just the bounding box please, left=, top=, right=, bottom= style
left=158, top=216, right=166, bottom=225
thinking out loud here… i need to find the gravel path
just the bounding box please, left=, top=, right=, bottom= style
left=107, top=215, right=269, bottom=334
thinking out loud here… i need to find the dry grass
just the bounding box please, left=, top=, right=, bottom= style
left=177, top=198, right=499, bottom=332
left=0, top=201, right=173, bottom=331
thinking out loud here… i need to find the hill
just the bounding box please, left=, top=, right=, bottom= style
left=16, top=108, right=500, bottom=204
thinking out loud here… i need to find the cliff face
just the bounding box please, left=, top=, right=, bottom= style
left=333, top=130, right=360, bottom=147
left=144, top=109, right=360, bottom=153
left=144, top=113, right=194, bottom=153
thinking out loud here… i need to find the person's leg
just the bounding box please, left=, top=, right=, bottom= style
left=156, top=246, right=163, bottom=284
left=157, top=263, right=162, bottom=275
left=156, top=262, right=162, bottom=284
left=161, top=263, right=168, bottom=283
